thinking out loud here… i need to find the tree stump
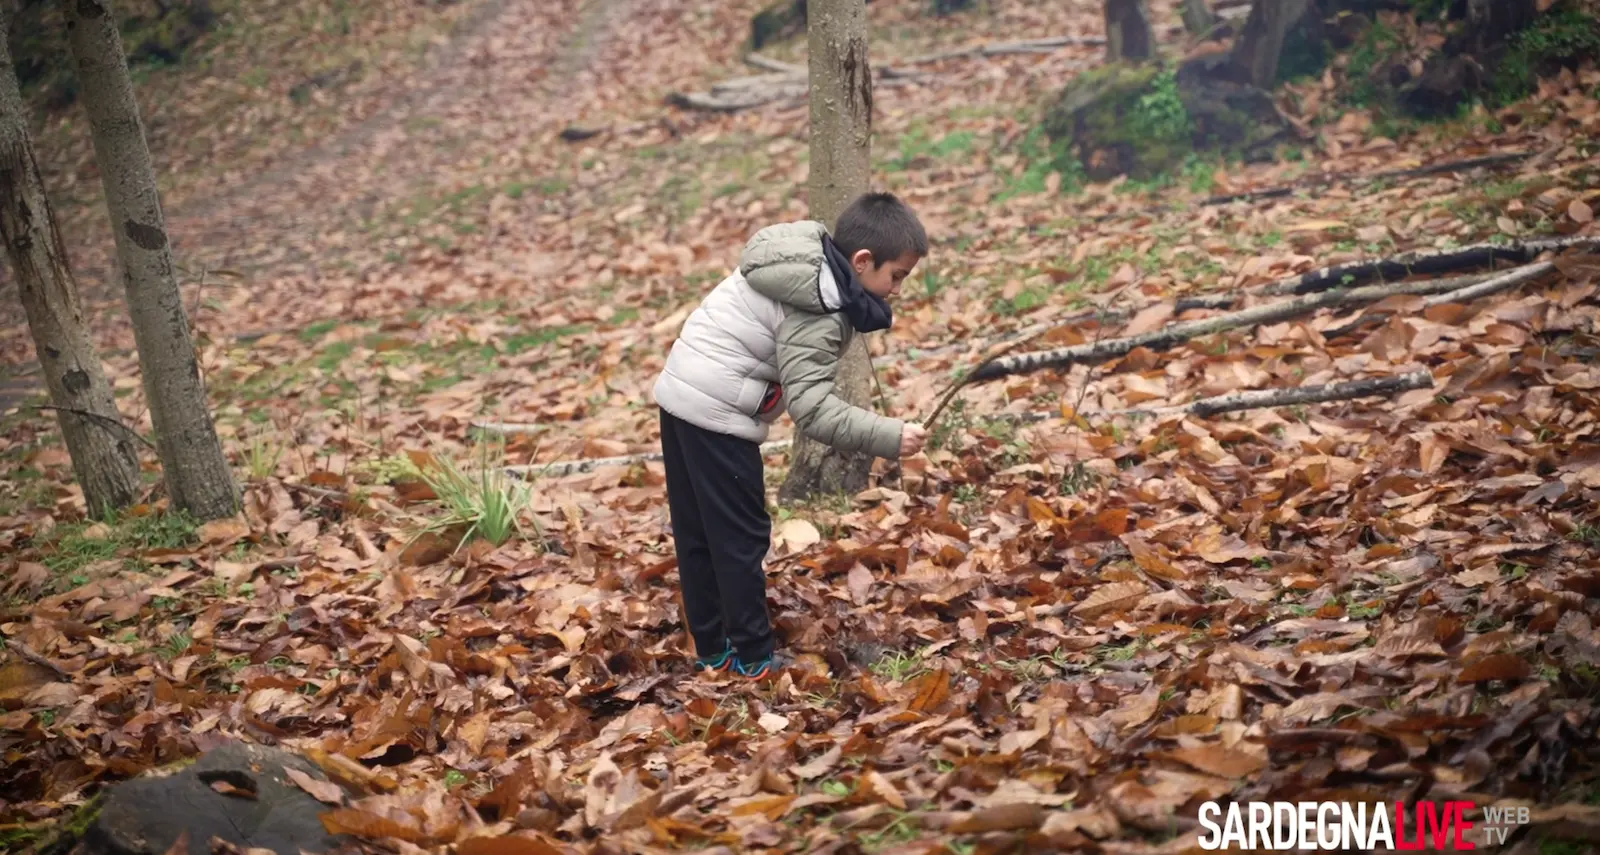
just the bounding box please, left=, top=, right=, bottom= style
left=85, top=742, right=349, bottom=855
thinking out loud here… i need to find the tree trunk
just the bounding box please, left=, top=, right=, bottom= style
left=776, top=0, right=875, bottom=505
left=59, top=0, right=239, bottom=521
left=1227, top=0, right=1311, bottom=87
left=1104, top=0, right=1154, bottom=62
left=1466, top=0, right=1537, bottom=52
left=1181, top=0, right=1217, bottom=36
left=0, top=6, right=141, bottom=519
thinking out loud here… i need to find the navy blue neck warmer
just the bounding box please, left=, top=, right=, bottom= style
left=822, top=234, right=894, bottom=334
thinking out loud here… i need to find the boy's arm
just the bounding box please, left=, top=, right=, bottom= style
left=776, top=310, right=905, bottom=459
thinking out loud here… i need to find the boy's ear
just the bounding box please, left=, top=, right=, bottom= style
left=850, top=249, right=875, bottom=273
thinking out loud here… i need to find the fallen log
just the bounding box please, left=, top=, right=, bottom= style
left=1201, top=151, right=1534, bottom=206
left=967, top=262, right=1555, bottom=383
left=1255, top=235, right=1592, bottom=297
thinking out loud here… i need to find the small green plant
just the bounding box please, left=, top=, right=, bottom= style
left=160, top=632, right=192, bottom=660
left=1566, top=525, right=1600, bottom=547
left=819, top=779, right=852, bottom=798
left=1057, top=461, right=1102, bottom=496
left=1129, top=69, right=1190, bottom=144
left=870, top=649, right=927, bottom=683
left=410, top=440, right=539, bottom=550
left=443, top=769, right=468, bottom=789
left=244, top=430, right=284, bottom=480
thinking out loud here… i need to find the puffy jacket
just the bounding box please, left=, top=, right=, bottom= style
left=651, top=220, right=905, bottom=460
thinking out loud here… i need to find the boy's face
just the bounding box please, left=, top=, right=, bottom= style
left=852, top=250, right=921, bottom=300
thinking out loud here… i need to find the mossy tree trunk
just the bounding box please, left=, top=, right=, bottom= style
left=1227, top=0, right=1312, bottom=87
left=59, top=0, right=239, bottom=521
left=1104, top=0, right=1154, bottom=61
left=777, top=0, right=875, bottom=505
left=0, top=5, right=141, bottom=518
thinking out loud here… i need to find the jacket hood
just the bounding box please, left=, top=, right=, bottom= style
left=738, top=220, right=838, bottom=312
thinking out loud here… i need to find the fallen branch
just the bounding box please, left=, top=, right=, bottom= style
left=968, top=262, right=1556, bottom=383
left=1256, top=235, right=1592, bottom=297
left=895, top=35, right=1105, bottom=66
left=1147, top=371, right=1433, bottom=418
left=31, top=405, right=156, bottom=450
left=743, top=54, right=805, bottom=74
left=1420, top=260, right=1553, bottom=307
left=1202, top=151, right=1534, bottom=206
left=505, top=372, right=1432, bottom=477
left=670, top=35, right=1097, bottom=113
left=507, top=439, right=792, bottom=479
left=1318, top=270, right=1497, bottom=338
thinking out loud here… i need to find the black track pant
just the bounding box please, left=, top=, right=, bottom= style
left=659, top=407, right=774, bottom=662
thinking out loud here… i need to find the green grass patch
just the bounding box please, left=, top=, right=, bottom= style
left=40, top=510, right=199, bottom=584
left=500, top=325, right=588, bottom=355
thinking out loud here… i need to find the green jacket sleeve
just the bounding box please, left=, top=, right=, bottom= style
left=776, top=309, right=905, bottom=460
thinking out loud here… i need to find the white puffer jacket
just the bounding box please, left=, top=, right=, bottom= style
left=650, top=221, right=904, bottom=459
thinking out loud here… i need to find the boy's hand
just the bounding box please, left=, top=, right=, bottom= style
left=898, top=422, right=928, bottom=457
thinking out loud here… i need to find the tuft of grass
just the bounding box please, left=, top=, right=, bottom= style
left=244, top=430, right=284, bottom=480
left=870, top=649, right=927, bottom=683
left=411, top=440, right=539, bottom=550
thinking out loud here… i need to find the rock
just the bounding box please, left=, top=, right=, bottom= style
left=85, top=741, right=350, bottom=855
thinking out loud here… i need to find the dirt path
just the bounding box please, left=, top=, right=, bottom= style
left=0, top=0, right=644, bottom=414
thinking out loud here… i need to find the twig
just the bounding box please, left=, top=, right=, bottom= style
left=1201, top=152, right=1534, bottom=207
left=31, top=405, right=156, bottom=449
left=5, top=639, right=73, bottom=680
left=968, top=262, right=1556, bottom=383
left=923, top=330, right=1047, bottom=428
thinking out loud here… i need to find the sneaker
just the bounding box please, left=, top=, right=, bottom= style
left=733, top=653, right=785, bottom=680
left=696, top=641, right=734, bottom=672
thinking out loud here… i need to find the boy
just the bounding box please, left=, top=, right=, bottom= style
left=652, top=191, right=930, bottom=679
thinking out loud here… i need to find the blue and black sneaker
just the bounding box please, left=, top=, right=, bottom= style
left=733, top=653, right=785, bottom=680
left=696, top=641, right=734, bottom=673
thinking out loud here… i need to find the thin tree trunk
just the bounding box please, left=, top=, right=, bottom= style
left=1181, top=0, right=1217, bottom=36
left=778, top=0, right=875, bottom=504
left=59, top=0, right=239, bottom=520
left=0, top=6, right=141, bottom=519
left=1227, top=0, right=1310, bottom=88
left=1104, top=0, right=1154, bottom=62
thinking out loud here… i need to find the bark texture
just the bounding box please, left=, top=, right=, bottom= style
left=1104, top=0, right=1155, bottom=61
left=1228, top=0, right=1312, bottom=87
left=0, top=6, right=140, bottom=518
left=778, top=0, right=876, bottom=504
left=60, top=0, right=239, bottom=520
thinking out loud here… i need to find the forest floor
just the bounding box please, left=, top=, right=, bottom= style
left=3, top=0, right=1600, bottom=852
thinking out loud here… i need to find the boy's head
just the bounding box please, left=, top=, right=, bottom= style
left=833, top=191, right=927, bottom=299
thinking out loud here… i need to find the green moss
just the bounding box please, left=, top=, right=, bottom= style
left=1043, top=63, right=1198, bottom=181
left=1490, top=9, right=1600, bottom=106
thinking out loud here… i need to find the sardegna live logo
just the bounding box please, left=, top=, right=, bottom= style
left=1197, top=801, right=1531, bottom=850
